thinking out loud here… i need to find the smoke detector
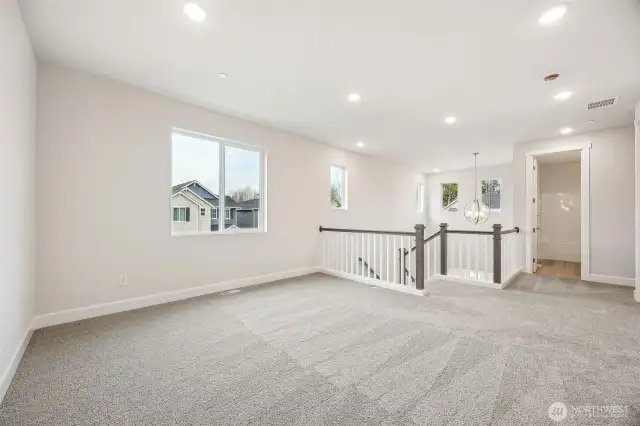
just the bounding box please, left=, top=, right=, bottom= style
left=586, top=97, right=618, bottom=110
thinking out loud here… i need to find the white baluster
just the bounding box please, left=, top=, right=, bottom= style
left=466, top=235, right=471, bottom=277
left=475, top=235, right=479, bottom=280
left=385, top=235, right=390, bottom=282
left=484, top=236, right=489, bottom=281
left=432, top=238, right=437, bottom=277
left=426, top=240, right=431, bottom=280
left=393, top=235, right=397, bottom=284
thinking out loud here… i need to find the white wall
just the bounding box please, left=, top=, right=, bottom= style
left=425, top=163, right=514, bottom=234
left=634, top=101, right=640, bottom=302
left=514, top=126, right=635, bottom=281
left=36, top=64, right=427, bottom=315
left=0, top=0, right=37, bottom=400
left=538, top=162, right=581, bottom=263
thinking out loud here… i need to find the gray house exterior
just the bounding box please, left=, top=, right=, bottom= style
left=172, top=181, right=259, bottom=231
left=237, top=198, right=260, bottom=228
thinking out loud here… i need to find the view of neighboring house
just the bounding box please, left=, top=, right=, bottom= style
left=171, top=180, right=260, bottom=232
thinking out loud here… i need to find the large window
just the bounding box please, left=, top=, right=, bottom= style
left=330, top=165, right=347, bottom=209
left=171, top=130, right=265, bottom=234
left=481, top=179, right=501, bottom=210
left=441, top=183, right=458, bottom=210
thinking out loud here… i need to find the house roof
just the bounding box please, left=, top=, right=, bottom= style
left=239, top=199, right=260, bottom=210
left=209, top=196, right=242, bottom=209
left=172, top=180, right=242, bottom=208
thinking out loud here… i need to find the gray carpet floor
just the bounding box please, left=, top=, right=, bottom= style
left=1, top=273, right=640, bottom=425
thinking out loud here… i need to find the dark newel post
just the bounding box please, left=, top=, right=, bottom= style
left=414, top=224, right=425, bottom=290
left=493, top=224, right=503, bottom=284
left=439, top=223, right=448, bottom=276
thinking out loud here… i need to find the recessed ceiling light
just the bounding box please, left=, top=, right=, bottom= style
left=539, top=5, right=567, bottom=25
left=433, top=168, right=441, bottom=173
left=559, top=127, right=574, bottom=135
left=554, top=91, right=573, bottom=101
left=444, top=116, right=457, bottom=125
left=356, top=141, right=365, bottom=148
left=184, top=2, right=206, bottom=22
left=348, top=93, right=361, bottom=103
left=219, top=73, right=228, bottom=79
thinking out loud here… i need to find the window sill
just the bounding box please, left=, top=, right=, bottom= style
left=172, top=229, right=266, bottom=237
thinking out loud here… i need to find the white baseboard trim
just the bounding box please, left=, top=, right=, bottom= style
left=32, top=267, right=320, bottom=329
left=0, top=322, right=34, bottom=404
left=433, top=274, right=503, bottom=290
left=583, top=274, right=635, bottom=288
left=319, top=268, right=425, bottom=296
left=502, top=268, right=523, bottom=288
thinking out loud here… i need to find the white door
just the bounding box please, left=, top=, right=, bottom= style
left=532, top=157, right=539, bottom=272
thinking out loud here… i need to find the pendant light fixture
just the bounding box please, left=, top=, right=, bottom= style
left=464, top=153, right=490, bottom=225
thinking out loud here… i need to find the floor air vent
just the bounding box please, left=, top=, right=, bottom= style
left=220, top=289, right=241, bottom=295
left=586, top=97, right=618, bottom=110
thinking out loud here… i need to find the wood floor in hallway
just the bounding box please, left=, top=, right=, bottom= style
left=535, top=259, right=581, bottom=279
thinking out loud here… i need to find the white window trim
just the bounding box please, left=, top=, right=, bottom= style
left=480, top=178, right=501, bottom=212
left=171, top=128, right=267, bottom=236
left=200, top=207, right=206, bottom=216
left=330, top=164, right=348, bottom=210
left=172, top=206, right=189, bottom=222
left=212, top=208, right=218, bottom=219
left=225, top=208, right=231, bottom=220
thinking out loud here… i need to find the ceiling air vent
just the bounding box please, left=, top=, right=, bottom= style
left=586, top=97, right=618, bottom=110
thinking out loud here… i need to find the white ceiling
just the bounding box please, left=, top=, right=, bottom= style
left=19, top=0, right=640, bottom=172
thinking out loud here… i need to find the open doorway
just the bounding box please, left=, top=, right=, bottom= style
left=524, top=143, right=591, bottom=280
left=534, top=150, right=581, bottom=278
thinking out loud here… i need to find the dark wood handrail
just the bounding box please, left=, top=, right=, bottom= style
left=501, top=227, right=520, bottom=235
left=319, top=226, right=414, bottom=237
left=409, top=230, right=440, bottom=253
left=447, top=230, right=493, bottom=235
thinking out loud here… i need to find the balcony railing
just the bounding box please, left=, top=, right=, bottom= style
left=318, top=223, right=521, bottom=293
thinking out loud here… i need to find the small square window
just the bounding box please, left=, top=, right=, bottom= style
left=212, top=209, right=218, bottom=219
left=441, top=183, right=458, bottom=211
left=225, top=209, right=231, bottom=220
left=330, top=165, right=347, bottom=209
left=481, top=179, right=501, bottom=210
left=200, top=208, right=206, bottom=216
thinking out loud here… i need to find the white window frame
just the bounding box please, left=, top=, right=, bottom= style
left=212, top=208, right=218, bottom=219
left=480, top=178, right=501, bottom=212
left=172, top=207, right=189, bottom=222
left=225, top=209, right=231, bottom=220
left=200, top=207, right=206, bottom=216
left=171, top=128, right=267, bottom=235
left=330, top=165, right=348, bottom=210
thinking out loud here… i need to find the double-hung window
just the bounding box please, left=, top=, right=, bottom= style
left=171, top=129, right=266, bottom=234
left=172, top=207, right=190, bottom=222
left=481, top=179, right=501, bottom=210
